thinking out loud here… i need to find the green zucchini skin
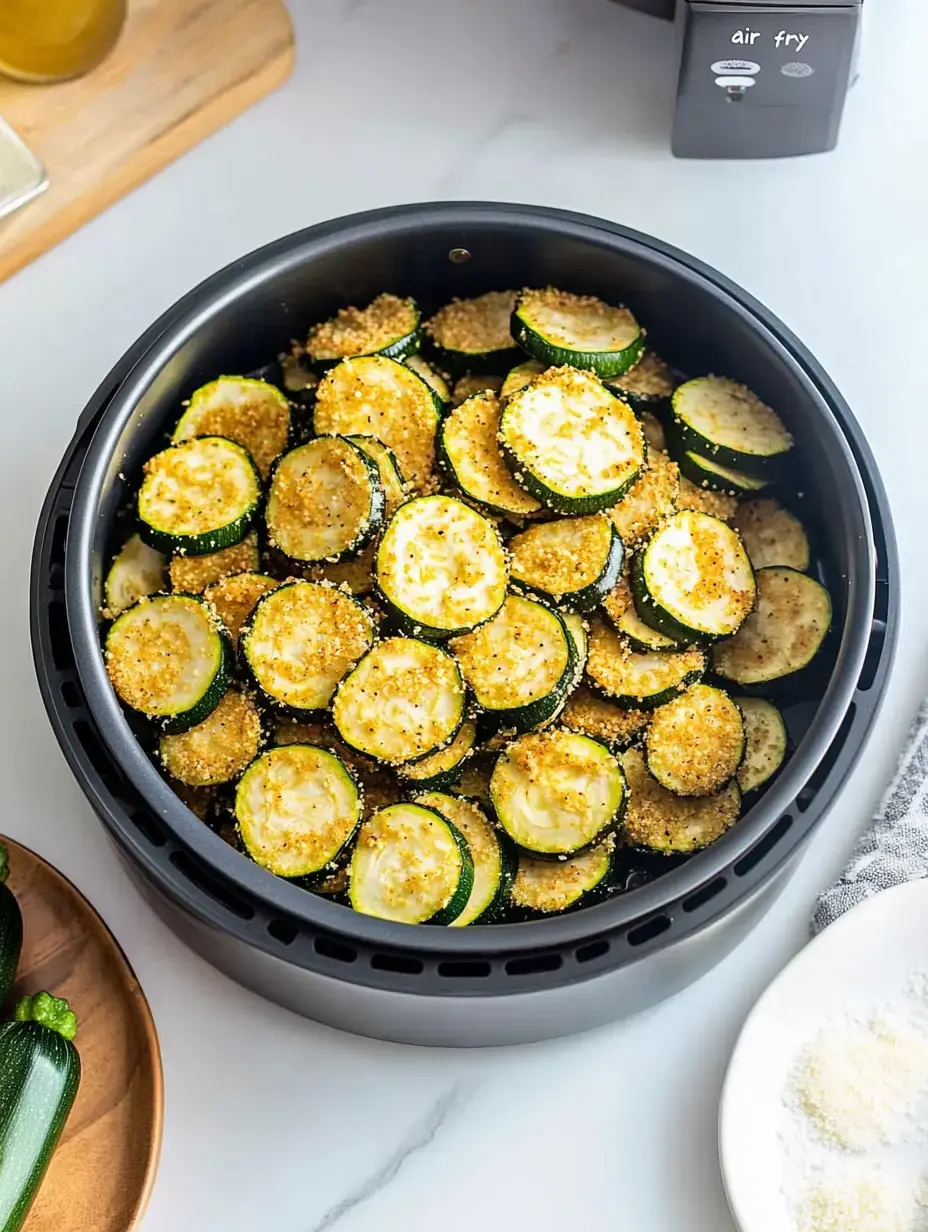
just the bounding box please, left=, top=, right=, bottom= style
left=510, top=309, right=644, bottom=380
left=0, top=998, right=81, bottom=1232
left=0, top=848, right=22, bottom=1013
left=509, top=521, right=623, bottom=614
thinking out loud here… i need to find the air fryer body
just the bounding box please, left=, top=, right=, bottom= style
left=614, top=0, right=862, bottom=158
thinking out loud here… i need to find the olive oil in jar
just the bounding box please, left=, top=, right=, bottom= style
left=0, top=0, right=126, bottom=83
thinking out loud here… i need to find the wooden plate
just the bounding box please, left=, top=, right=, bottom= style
left=4, top=836, right=163, bottom=1232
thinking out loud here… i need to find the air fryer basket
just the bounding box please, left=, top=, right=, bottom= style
left=32, top=204, right=896, bottom=1046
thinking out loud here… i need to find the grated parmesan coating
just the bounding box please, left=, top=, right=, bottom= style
left=608, top=350, right=674, bottom=399
left=442, top=391, right=541, bottom=515
left=306, top=293, right=418, bottom=362
left=160, top=689, right=262, bottom=786
left=203, top=571, right=278, bottom=642
left=608, top=450, right=680, bottom=546
left=678, top=474, right=738, bottom=521
left=561, top=685, right=650, bottom=748
left=508, top=513, right=613, bottom=597
left=425, top=290, right=517, bottom=355
left=645, top=683, right=744, bottom=797
left=451, top=374, right=504, bottom=406
left=170, top=533, right=260, bottom=593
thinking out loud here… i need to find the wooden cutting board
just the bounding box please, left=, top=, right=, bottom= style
left=0, top=0, right=294, bottom=284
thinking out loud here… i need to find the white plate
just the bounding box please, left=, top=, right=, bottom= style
left=719, top=879, right=928, bottom=1232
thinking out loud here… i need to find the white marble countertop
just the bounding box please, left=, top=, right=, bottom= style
left=1, top=1, right=927, bottom=1227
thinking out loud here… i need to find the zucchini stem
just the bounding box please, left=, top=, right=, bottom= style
left=13, top=992, right=78, bottom=1041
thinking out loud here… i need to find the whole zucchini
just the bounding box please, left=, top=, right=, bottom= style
left=0, top=846, right=22, bottom=1012
left=0, top=993, right=81, bottom=1232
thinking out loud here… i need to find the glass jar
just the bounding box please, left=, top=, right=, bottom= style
left=0, top=0, right=127, bottom=84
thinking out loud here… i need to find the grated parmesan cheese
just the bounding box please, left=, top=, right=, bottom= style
left=796, top=1169, right=928, bottom=1232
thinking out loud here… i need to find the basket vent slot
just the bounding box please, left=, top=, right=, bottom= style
left=437, top=959, right=491, bottom=978
left=49, top=601, right=75, bottom=671
left=169, top=849, right=254, bottom=920
left=73, top=719, right=125, bottom=794
left=60, top=680, right=81, bottom=709
left=733, top=815, right=792, bottom=878
left=575, top=938, right=610, bottom=964
left=314, top=935, right=357, bottom=964
left=796, top=702, right=857, bottom=814
left=627, top=914, right=671, bottom=947
left=856, top=621, right=886, bottom=694
left=371, top=952, right=424, bottom=976
left=681, top=876, right=727, bottom=914
left=505, top=952, right=562, bottom=976
left=50, top=514, right=68, bottom=568
left=267, top=917, right=298, bottom=946
left=130, top=807, right=167, bottom=848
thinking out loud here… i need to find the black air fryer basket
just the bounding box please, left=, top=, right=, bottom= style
left=31, top=204, right=897, bottom=1046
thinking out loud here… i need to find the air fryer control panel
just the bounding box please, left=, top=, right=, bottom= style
left=672, top=2, right=861, bottom=159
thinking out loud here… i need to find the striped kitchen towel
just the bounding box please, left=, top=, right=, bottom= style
left=812, top=699, right=928, bottom=934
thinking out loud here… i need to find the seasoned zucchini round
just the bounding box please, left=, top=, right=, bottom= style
left=645, top=683, right=745, bottom=796
left=306, top=293, right=421, bottom=365
left=607, top=450, right=680, bottom=548
left=622, top=747, right=741, bottom=855
left=677, top=475, right=738, bottom=523
left=203, top=572, right=278, bottom=643
left=172, top=377, right=291, bottom=478
left=490, top=729, right=626, bottom=857
left=415, top=792, right=515, bottom=925
left=511, top=288, right=645, bottom=378
left=631, top=510, right=756, bottom=643
left=398, top=719, right=478, bottom=791
left=346, top=435, right=408, bottom=511
left=561, top=685, right=650, bottom=750
left=562, top=612, right=589, bottom=684
left=511, top=842, right=613, bottom=916
left=604, top=580, right=683, bottom=652
left=266, top=436, right=385, bottom=565
left=500, top=359, right=545, bottom=401
left=713, top=566, right=831, bottom=685
left=104, top=534, right=166, bottom=618
left=349, top=803, right=473, bottom=924
left=452, top=374, right=504, bottom=406
left=241, top=580, right=374, bottom=712
left=586, top=620, right=705, bottom=710
left=236, top=744, right=362, bottom=877
left=439, top=391, right=542, bottom=517
left=499, top=367, right=645, bottom=514
left=169, top=532, right=260, bottom=594
left=138, top=436, right=261, bottom=558
left=160, top=688, right=263, bottom=786
left=675, top=449, right=768, bottom=494
left=104, top=594, right=231, bottom=732
left=424, top=290, right=521, bottom=375
left=671, top=376, right=793, bottom=476
left=333, top=637, right=466, bottom=765
left=732, top=499, right=810, bottom=572
left=404, top=354, right=451, bottom=407
left=735, top=697, right=788, bottom=793
left=508, top=514, right=622, bottom=612
left=450, top=594, right=575, bottom=733
left=375, top=495, right=508, bottom=639
left=605, top=350, right=674, bottom=412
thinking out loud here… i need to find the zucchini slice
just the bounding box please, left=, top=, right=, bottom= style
left=605, top=350, right=674, bottom=413
left=440, top=391, right=542, bottom=517
left=266, top=437, right=385, bottom=564
left=604, top=580, right=684, bottom=652
left=160, top=688, right=263, bottom=786
left=414, top=792, right=514, bottom=925
left=349, top=803, right=473, bottom=924
left=676, top=449, right=768, bottom=494
left=511, top=288, right=645, bottom=378
left=732, top=499, right=810, bottom=572
left=404, top=354, right=451, bottom=406
left=499, top=367, right=645, bottom=514
left=645, top=683, right=745, bottom=797
left=279, top=350, right=319, bottom=404
left=332, top=637, right=466, bottom=765
left=306, top=293, right=421, bottom=366
left=452, top=374, right=504, bottom=406
left=398, top=719, right=478, bottom=791
left=607, top=450, right=680, bottom=548
left=313, top=356, right=440, bottom=494
left=671, top=376, right=793, bottom=476
left=621, top=748, right=741, bottom=855
left=586, top=620, right=706, bottom=710
left=490, top=729, right=626, bottom=857
left=508, top=514, right=622, bottom=612
left=632, top=510, right=756, bottom=644
left=172, top=377, right=291, bottom=479
left=677, top=475, right=738, bottom=523
left=203, top=571, right=278, bottom=642
left=511, top=842, right=613, bottom=916
left=563, top=612, right=589, bottom=683
left=104, top=594, right=231, bottom=732
left=104, top=534, right=166, bottom=618
left=241, top=580, right=374, bottom=712
left=169, top=532, right=260, bottom=594
left=561, top=684, right=650, bottom=750
left=451, top=594, right=575, bottom=733
left=500, top=359, right=545, bottom=401
left=424, top=291, right=521, bottom=375
left=138, top=437, right=261, bottom=558
left=713, top=566, right=831, bottom=685
left=236, top=744, right=361, bottom=877
left=735, top=697, right=788, bottom=793
left=375, top=495, right=508, bottom=639
left=346, top=435, right=408, bottom=511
